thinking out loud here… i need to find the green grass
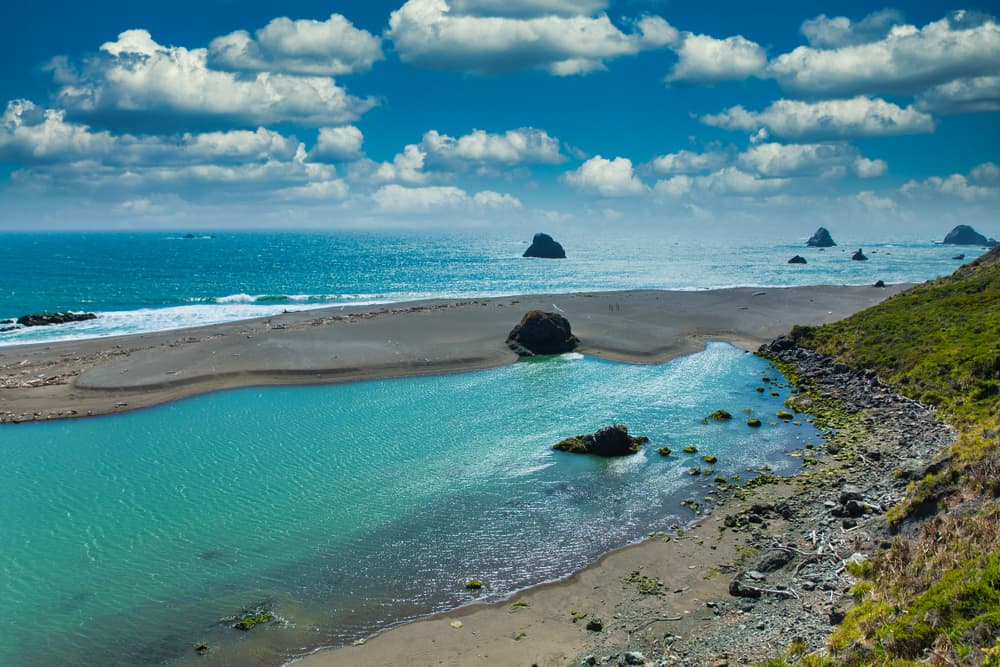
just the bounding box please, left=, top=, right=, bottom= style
left=787, top=246, right=1000, bottom=425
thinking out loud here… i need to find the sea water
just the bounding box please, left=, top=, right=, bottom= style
left=0, top=230, right=980, bottom=345
left=0, top=343, right=815, bottom=667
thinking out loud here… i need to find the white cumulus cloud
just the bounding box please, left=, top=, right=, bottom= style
left=738, top=142, right=860, bottom=177
left=800, top=10, right=904, bottom=48
left=972, top=162, right=1000, bottom=183
left=310, top=126, right=365, bottom=162
left=650, top=149, right=728, bottom=174
left=54, top=29, right=375, bottom=130
left=421, top=127, right=565, bottom=166
left=562, top=155, right=646, bottom=197
left=0, top=99, right=304, bottom=166
left=701, top=96, right=936, bottom=140
left=448, top=0, right=608, bottom=18
left=668, top=33, right=767, bottom=83
left=208, top=13, right=383, bottom=76
left=473, top=190, right=522, bottom=207
left=386, top=0, right=676, bottom=75
left=769, top=11, right=1000, bottom=97
left=853, top=156, right=888, bottom=178
left=371, top=184, right=521, bottom=211
left=902, top=163, right=1000, bottom=202
left=916, top=75, right=1000, bottom=114
left=375, top=144, right=430, bottom=184
left=0, top=99, right=114, bottom=163
left=655, top=167, right=789, bottom=197
left=855, top=190, right=896, bottom=210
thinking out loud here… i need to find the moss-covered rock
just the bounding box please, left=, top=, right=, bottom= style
left=747, top=418, right=762, bottom=427
left=657, top=446, right=671, bottom=456
left=776, top=410, right=794, bottom=420
left=233, top=611, right=273, bottom=631
left=552, top=424, right=646, bottom=456
left=683, top=445, right=698, bottom=453
left=707, top=409, right=733, bottom=421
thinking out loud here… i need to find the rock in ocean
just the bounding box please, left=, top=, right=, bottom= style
left=506, top=310, right=579, bottom=356
left=788, top=255, right=807, bottom=264
left=942, top=225, right=996, bottom=246
left=852, top=248, right=868, bottom=261
left=16, top=311, right=97, bottom=327
left=806, top=227, right=836, bottom=247
left=522, top=233, right=566, bottom=258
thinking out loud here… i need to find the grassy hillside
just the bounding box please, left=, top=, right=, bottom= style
left=789, top=245, right=1000, bottom=425
left=778, top=246, right=1000, bottom=666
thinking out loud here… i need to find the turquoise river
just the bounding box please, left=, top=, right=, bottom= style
left=0, top=342, right=819, bottom=666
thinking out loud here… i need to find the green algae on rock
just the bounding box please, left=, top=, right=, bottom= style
left=552, top=424, right=647, bottom=456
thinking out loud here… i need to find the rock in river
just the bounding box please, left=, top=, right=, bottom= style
left=506, top=310, right=579, bottom=356
left=522, top=233, right=566, bottom=258
left=553, top=424, right=648, bottom=457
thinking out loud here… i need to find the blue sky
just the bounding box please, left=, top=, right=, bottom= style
left=1, top=0, right=998, bottom=238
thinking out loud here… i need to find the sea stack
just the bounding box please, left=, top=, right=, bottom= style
left=506, top=310, right=579, bottom=356
left=523, top=233, right=566, bottom=258
left=852, top=248, right=868, bottom=261
left=942, top=225, right=996, bottom=246
left=806, top=227, right=836, bottom=247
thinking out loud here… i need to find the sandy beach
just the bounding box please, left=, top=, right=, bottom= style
left=0, top=285, right=905, bottom=424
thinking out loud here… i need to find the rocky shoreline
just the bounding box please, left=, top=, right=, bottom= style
left=569, top=337, right=954, bottom=667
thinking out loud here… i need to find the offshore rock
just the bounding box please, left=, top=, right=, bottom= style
left=852, top=248, right=868, bottom=261
left=806, top=227, right=836, bottom=247
left=942, top=225, right=996, bottom=246
left=553, top=424, right=648, bottom=457
left=523, top=232, right=566, bottom=258
left=506, top=310, right=579, bottom=356
left=788, top=255, right=807, bottom=264
left=16, top=311, right=97, bottom=327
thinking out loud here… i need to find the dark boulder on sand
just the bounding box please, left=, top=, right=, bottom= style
left=852, top=248, right=868, bottom=261
left=16, top=311, right=97, bottom=327
left=523, top=233, right=566, bottom=258
left=806, top=227, right=836, bottom=247
left=553, top=424, right=648, bottom=457
left=942, top=225, right=996, bottom=246
left=507, top=310, right=579, bottom=356
left=788, top=255, right=807, bottom=264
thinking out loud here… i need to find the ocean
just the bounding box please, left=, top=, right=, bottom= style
left=0, top=230, right=980, bottom=346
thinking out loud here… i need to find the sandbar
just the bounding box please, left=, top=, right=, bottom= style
left=1, top=286, right=904, bottom=424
